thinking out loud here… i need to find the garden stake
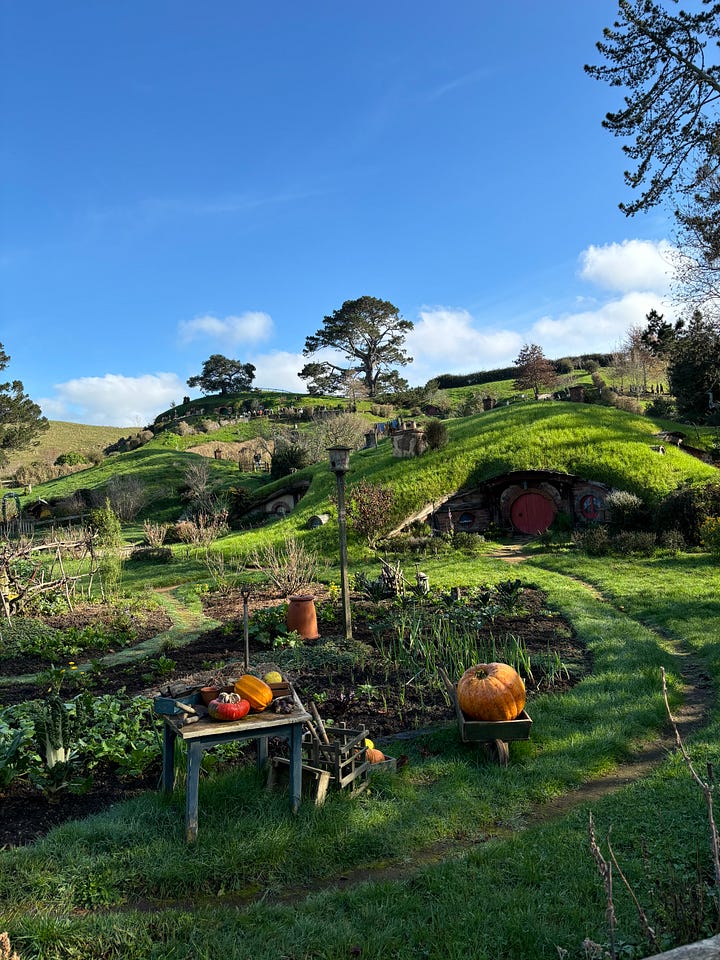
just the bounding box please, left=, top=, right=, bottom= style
left=241, top=586, right=251, bottom=672
left=310, top=701, right=330, bottom=744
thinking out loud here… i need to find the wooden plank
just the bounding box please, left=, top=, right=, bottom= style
left=168, top=705, right=310, bottom=740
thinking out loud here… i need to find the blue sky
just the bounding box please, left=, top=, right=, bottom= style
left=1, top=1, right=678, bottom=426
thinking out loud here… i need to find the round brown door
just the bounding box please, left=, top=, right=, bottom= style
left=510, top=491, right=556, bottom=534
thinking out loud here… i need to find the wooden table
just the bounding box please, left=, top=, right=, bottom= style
left=161, top=705, right=310, bottom=842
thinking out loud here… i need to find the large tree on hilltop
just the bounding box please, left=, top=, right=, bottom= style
left=513, top=344, right=557, bottom=400
left=0, top=343, right=48, bottom=467
left=585, top=1, right=720, bottom=217
left=187, top=355, right=256, bottom=396
left=299, top=296, right=413, bottom=398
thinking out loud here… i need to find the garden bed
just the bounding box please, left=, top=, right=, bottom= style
left=0, top=583, right=590, bottom=847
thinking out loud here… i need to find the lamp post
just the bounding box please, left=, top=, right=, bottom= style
left=328, top=445, right=352, bottom=641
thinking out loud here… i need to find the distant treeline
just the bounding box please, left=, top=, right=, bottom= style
left=434, top=354, right=614, bottom=389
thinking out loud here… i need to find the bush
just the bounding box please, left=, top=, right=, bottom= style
left=54, top=451, right=88, bottom=467
left=658, top=528, right=686, bottom=556
left=655, top=482, right=720, bottom=545
left=89, top=500, right=123, bottom=548
left=700, top=517, right=720, bottom=557
left=611, top=395, right=643, bottom=415
left=424, top=418, right=448, bottom=451
left=270, top=444, right=308, bottom=480
left=606, top=490, right=649, bottom=532
left=612, top=530, right=657, bottom=556
left=142, top=521, right=169, bottom=546
left=128, top=546, right=174, bottom=564
left=106, top=475, right=146, bottom=521
left=573, top=525, right=611, bottom=556
left=645, top=396, right=676, bottom=418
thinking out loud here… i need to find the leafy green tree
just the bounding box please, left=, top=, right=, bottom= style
left=640, top=308, right=684, bottom=358
left=667, top=310, right=720, bottom=419
left=0, top=343, right=48, bottom=467
left=300, top=296, right=413, bottom=398
left=187, top=355, right=256, bottom=396
left=673, top=164, right=720, bottom=308
left=270, top=442, right=308, bottom=480
left=586, top=1, right=720, bottom=216
left=513, top=344, right=557, bottom=399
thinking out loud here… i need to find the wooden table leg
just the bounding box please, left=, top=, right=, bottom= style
left=162, top=723, right=176, bottom=793
left=256, top=735, right=268, bottom=771
left=289, top=723, right=302, bottom=814
left=185, top=742, right=203, bottom=843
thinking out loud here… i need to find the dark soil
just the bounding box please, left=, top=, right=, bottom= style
left=0, top=585, right=590, bottom=848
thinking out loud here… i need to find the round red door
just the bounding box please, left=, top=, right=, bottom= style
left=510, top=491, right=556, bottom=534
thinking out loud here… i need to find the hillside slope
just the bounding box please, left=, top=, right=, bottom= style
left=17, top=402, right=718, bottom=535
left=2, top=421, right=134, bottom=476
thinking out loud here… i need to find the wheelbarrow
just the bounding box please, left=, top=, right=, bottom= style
left=439, top=667, right=532, bottom=766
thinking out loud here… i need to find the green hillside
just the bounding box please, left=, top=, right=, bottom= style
left=2, top=421, right=133, bottom=476
left=19, top=402, right=718, bottom=539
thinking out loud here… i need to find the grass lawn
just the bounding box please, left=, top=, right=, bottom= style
left=2, top=548, right=719, bottom=959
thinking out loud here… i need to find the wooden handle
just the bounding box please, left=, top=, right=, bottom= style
left=304, top=719, right=322, bottom=743
left=174, top=700, right=197, bottom=715
left=310, top=702, right=330, bottom=745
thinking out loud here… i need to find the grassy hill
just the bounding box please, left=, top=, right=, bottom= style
left=2, top=421, right=134, bottom=476
left=18, top=401, right=719, bottom=543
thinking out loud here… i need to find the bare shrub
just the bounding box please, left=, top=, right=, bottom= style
left=345, top=479, right=396, bottom=548
left=610, top=394, right=643, bottom=414
left=251, top=536, right=322, bottom=596
left=106, top=475, right=147, bottom=521
left=172, top=520, right=198, bottom=545
left=172, top=512, right=228, bottom=548
left=143, top=520, right=169, bottom=547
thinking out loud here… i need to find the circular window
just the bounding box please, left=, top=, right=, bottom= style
left=458, top=512, right=474, bottom=529
left=580, top=494, right=600, bottom=520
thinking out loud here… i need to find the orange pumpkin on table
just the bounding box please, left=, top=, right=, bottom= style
left=233, top=675, right=273, bottom=711
left=456, top=662, right=526, bottom=722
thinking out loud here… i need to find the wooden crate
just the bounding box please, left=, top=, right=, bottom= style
left=301, top=723, right=370, bottom=791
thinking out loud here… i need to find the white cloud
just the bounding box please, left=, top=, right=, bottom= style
left=530, top=291, right=678, bottom=357
left=579, top=239, right=676, bottom=293
left=405, top=307, right=523, bottom=383
left=178, top=312, right=273, bottom=346
left=39, top=373, right=186, bottom=427
left=249, top=350, right=310, bottom=393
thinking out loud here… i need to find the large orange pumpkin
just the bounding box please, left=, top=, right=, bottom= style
left=456, top=662, right=526, bottom=721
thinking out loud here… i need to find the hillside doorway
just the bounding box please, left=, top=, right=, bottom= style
left=510, top=491, right=556, bottom=534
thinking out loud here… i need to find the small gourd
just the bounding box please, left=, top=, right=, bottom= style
left=366, top=747, right=386, bottom=764
left=233, top=674, right=273, bottom=711
left=207, top=692, right=251, bottom=721
left=456, top=662, right=526, bottom=722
